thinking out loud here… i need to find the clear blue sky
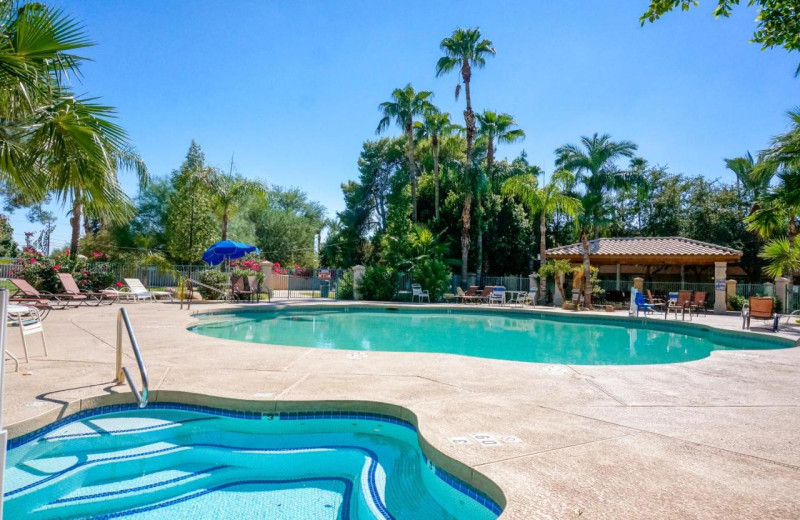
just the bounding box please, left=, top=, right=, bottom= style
left=12, top=0, right=797, bottom=248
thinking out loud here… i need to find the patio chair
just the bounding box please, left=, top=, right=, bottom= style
left=689, top=292, right=708, bottom=316
left=742, top=297, right=777, bottom=331
left=634, top=291, right=656, bottom=317
left=7, top=304, right=48, bottom=363
left=523, top=288, right=537, bottom=307
left=9, top=278, right=81, bottom=308
left=411, top=283, right=430, bottom=303
left=512, top=291, right=529, bottom=307
left=247, top=276, right=267, bottom=302
left=488, top=286, right=506, bottom=305
left=124, top=278, right=173, bottom=302
left=57, top=273, right=114, bottom=306
left=646, top=290, right=666, bottom=312
left=666, top=290, right=692, bottom=321
left=232, top=277, right=253, bottom=302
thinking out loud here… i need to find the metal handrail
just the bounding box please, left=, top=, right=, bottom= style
left=116, top=308, right=149, bottom=408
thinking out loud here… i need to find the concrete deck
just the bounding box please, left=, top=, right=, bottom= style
left=4, top=300, right=800, bottom=519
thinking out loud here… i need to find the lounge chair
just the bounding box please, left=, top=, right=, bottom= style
left=689, top=292, right=708, bottom=316
left=570, top=289, right=582, bottom=307
left=57, top=273, right=114, bottom=306
left=779, top=310, right=800, bottom=332
left=474, top=286, right=495, bottom=304
left=634, top=291, right=656, bottom=317
left=742, top=297, right=777, bottom=331
left=232, top=277, right=252, bottom=302
left=124, top=278, right=173, bottom=302
left=524, top=288, right=537, bottom=307
left=666, top=290, right=692, bottom=321
left=411, top=283, right=430, bottom=303
left=9, top=278, right=82, bottom=308
left=459, top=286, right=480, bottom=304
left=488, top=286, right=506, bottom=305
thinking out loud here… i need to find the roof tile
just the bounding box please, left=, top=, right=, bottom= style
left=545, top=237, right=742, bottom=258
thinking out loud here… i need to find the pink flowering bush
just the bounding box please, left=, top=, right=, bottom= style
left=11, top=247, right=117, bottom=292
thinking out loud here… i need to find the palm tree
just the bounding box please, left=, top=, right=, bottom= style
left=0, top=5, right=148, bottom=259
left=502, top=170, right=582, bottom=298
left=32, top=97, right=148, bottom=258
left=555, top=133, right=637, bottom=307
left=724, top=151, right=777, bottom=213
left=376, top=84, right=434, bottom=222
left=414, top=108, right=461, bottom=221
left=476, top=111, right=525, bottom=180
left=436, top=27, right=495, bottom=283
left=211, top=173, right=267, bottom=240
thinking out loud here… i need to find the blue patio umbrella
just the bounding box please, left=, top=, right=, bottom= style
left=202, top=240, right=260, bottom=266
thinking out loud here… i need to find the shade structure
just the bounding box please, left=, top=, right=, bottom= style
left=202, top=240, right=260, bottom=266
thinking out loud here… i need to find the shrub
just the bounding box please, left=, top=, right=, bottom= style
left=727, top=294, right=746, bottom=311
left=198, top=269, right=229, bottom=299
left=336, top=270, right=354, bottom=300
left=412, top=258, right=450, bottom=301
left=360, top=264, right=396, bottom=301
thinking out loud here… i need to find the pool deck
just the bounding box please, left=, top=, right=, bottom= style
left=3, top=299, right=800, bottom=519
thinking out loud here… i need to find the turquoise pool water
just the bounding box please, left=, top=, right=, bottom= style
left=5, top=404, right=501, bottom=520
left=190, top=307, right=793, bottom=365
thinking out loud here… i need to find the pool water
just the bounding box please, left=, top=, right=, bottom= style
left=190, top=307, right=792, bottom=365
left=5, top=404, right=501, bottom=520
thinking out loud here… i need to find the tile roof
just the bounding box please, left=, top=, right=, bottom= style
left=545, top=237, right=742, bottom=258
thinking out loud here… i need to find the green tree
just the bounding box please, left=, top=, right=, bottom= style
left=436, top=27, right=495, bottom=284
left=164, top=141, right=219, bottom=263
left=376, top=84, right=434, bottom=222
left=211, top=172, right=267, bottom=240
left=252, top=186, right=325, bottom=266
left=475, top=110, right=525, bottom=278
left=502, top=170, right=582, bottom=296
left=641, top=1, right=800, bottom=74
left=414, top=109, right=461, bottom=221
left=555, top=133, right=637, bottom=307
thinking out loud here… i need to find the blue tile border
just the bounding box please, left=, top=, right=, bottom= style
left=7, top=402, right=503, bottom=517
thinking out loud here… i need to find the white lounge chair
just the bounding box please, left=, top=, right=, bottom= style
left=411, top=283, right=430, bottom=303
left=124, top=278, right=173, bottom=302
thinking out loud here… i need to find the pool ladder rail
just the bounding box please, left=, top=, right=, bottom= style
left=116, top=308, right=150, bottom=408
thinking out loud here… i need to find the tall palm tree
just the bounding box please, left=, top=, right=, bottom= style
left=436, top=27, right=495, bottom=283
left=212, top=173, right=267, bottom=240
left=376, top=84, right=434, bottom=222
left=555, top=133, right=637, bottom=307
left=414, top=108, right=461, bottom=221
left=502, top=169, right=582, bottom=298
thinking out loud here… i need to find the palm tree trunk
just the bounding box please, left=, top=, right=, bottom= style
left=581, top=229, right=592, bottom=309
left=460, top=193, right=472, bottom=286
left=460, top=60, right=475, bottom=287
left=83, top=214, right=91, bottom=234
left=476, top=220, right=483, bottom=281
left=221, top=212, right=228, bottom=241
left=539, top=213, right=547, bottom=298
left=432, top=135, right=440, bottom=221
left=405, top=122, right=417, bottom=222
left=69, top=191, right=81, bottom=260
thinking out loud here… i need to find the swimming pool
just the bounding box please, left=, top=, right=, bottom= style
left=5, top=403, right=502, bottom=519
left=189, top=306, right=793, bottom=365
